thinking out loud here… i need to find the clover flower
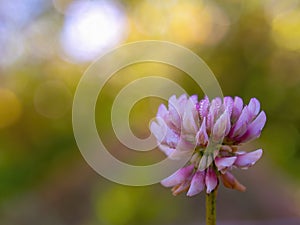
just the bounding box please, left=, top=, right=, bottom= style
left=150, top=94, right=266, bottom=196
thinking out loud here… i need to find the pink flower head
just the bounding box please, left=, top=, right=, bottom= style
left=150, top=95, right=266, bottom=196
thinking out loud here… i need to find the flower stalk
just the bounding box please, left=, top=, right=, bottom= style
left=206, top=188, right=217, bottom=225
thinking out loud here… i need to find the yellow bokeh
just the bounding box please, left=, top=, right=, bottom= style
left=272, top=9, right=300, bottom=51
left=168, top=1, right=211, bottom=45
left=0, top=89, right=22, bottom=128
left=132, top=0, right=172, bottom=37
left=130, top=0, right=229, bottom=46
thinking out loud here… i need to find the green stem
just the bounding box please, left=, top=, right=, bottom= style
left=206, top=188, right=217, bottom=225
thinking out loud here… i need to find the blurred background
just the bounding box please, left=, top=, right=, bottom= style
left=0, top=0, right=300, bottom=224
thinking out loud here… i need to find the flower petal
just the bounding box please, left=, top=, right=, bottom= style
left=176, top=134, right=195, bottom=151
left=172, top=180, right=191, bottom=196
left=161, top=165, right=194, bottom=187
left=158, top=144, right=175, bottom=156
left=150, top=119, right=166, bottom=142
left=190, top=95, right=198, bottom=104
left=248, top=98, right=260, bottom=119
left=182, top=99, right=199, bottom=134
left=232, top=96, right=243, bottom=122
left=234, top=149, right=263, bottom=169
left=223, top=96, right=233, bottom=115
left=164, top=128, right=180, bottom=147
left=198, top=96, right=210, bottom=118
left=229, top=106, right=250, bottom=139
left=157, top=104, right=168, bottom=118
left=238, top=111, right=266, bottom=143
left=178, top=93, right=188, bottom=104
left=187, top=171, right=205, bottom=196
left=169, top=148, right=192, bottom=160
left=205, top=167, right=218, bottom=193
left=196, top=117, right=208, bottom=146
left=220, top=172, right=246, bottom=192
left=212, top=110, right=231, bottom=142
left=215, top=156, right=237, bottom=171
left=207, top=97, right=222, bottom=131
left=168, top=95, right=182, bottom=129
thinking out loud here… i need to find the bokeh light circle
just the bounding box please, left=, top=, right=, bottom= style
left=60, top=0, right=128, bottom=63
